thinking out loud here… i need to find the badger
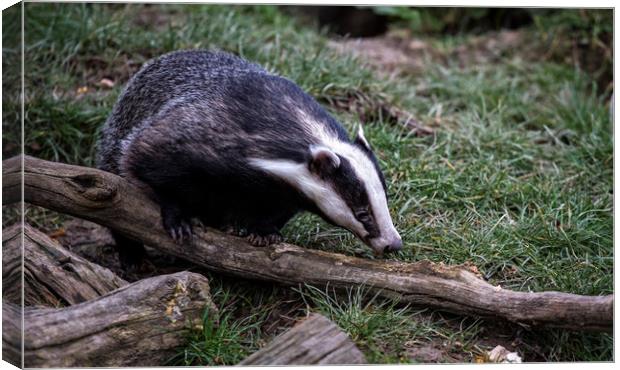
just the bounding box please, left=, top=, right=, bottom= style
left=97, top=50, right=402, bottom=267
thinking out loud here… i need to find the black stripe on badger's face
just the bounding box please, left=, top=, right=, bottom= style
left=305, top=139, right=402, bottom=253
left=321, top=157, right=382, bottom=240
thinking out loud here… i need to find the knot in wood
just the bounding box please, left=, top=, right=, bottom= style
left=70, top=173, right=118, bottom=201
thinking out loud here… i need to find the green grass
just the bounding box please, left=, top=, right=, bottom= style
left=2, top=4, right=22, bottom=159
left=167, top=283, right=267, bottom=366
left=13, top=3, right=613, bottom=363
left=299, top=285, right=417, bottom=363
left=297, top=284, right=485, bottom=363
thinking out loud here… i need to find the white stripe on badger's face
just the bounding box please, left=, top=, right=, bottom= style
left=249, top=109, right=402, bottom=253
left=247, top=157, right=367, bottom=237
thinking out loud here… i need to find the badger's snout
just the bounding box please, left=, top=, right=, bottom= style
left=384, top=237, right=403, bottom=253
left=368, top=231, right=403, bottom=254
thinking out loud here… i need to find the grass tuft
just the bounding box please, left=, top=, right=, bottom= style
left=168, top=285, right=266, bottom=366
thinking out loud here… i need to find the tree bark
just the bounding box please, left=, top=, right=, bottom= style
left=2, top=272, right=217, bottom=367
left=3, top=155, right=613, bottom=331
left=239, top=313, right=366, bottom=365
left=2, top=222, right=128, bottom=307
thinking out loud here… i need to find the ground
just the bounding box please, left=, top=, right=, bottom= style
left=2, top=3, right=613, bottom=364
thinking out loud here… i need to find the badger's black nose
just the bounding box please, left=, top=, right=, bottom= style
left=384, top=238, right=403, bottom=253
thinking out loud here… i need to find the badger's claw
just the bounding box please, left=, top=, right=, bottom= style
left=247, top=232, right=283, bottom=247
left=192, top=219, right=206, bottom=229
left=164, top=217, right=193, bottom=244
left=236, top=227, right=249, bottom=237
left=224, top=225, right=249, bottom=237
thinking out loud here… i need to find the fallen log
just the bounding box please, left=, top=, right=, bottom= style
left=1, top=224, right=22, bottom=306
left=239, top=313, right=366, bottom=365
left=3, top=155, right=613, bottom=331
left=2, top=272, right=217, bottom=367
left=2, top=223, right=128, bottom=306
left=2, top=303, right=22, bottom=368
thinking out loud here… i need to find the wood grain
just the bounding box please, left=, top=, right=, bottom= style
left=2, top=223, right=128, bottom=307
left=239, top=313, right=366, bottom=365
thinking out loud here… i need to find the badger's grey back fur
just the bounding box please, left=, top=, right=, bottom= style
left=97, top=51, right=262, bottom=173
left=97, top=50, right=401, bottom=256
left=97, top=50, right=344, bottom=175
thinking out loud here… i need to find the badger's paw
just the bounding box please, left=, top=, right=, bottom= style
left=247, top=232, right=283, bottom=247
left=163, top=214, right=193, bottom=244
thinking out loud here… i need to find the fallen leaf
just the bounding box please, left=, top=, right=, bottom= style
left=488, top=345, right=522, bottom=363
left=48, top=228, right=66, bottom=238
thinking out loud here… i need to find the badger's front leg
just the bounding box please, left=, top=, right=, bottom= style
left=159, top=196, right=194, bottom=243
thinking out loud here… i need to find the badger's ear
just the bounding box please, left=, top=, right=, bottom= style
left=309, top=146, right=340, bottom=175
left=354, top=124, right=372, bottom=151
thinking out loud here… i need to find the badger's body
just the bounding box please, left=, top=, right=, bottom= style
left=97, top=50, right=401, bottom=266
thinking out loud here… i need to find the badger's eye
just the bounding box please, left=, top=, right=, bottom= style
left=355, top=209, right=371, bottom=222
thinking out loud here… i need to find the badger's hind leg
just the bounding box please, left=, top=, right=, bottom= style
left=243, top=208, right=297, bottom=247
left=222, top=222, right=282, bottom=246
left=247, top=232, right=283, bottom=247
left=111, top=231, right=148, bottom=270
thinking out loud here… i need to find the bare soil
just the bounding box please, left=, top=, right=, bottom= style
left=328, top=28, right=528, bottom=75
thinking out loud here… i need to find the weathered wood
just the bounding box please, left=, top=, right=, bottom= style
left=3, top=155, right=613, bottom=331
left=2, top=223, right=128, bottom=307
left=2, top=223, right=23, bottom=307
left=1, top=272, right=217, bottom=367
left=2, top=303, right=22, bottom=368
left=239, top=313, right=366, bottom=365
left=2, top=154, right=20, bottom=206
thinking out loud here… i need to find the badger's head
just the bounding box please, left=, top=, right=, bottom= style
left=249, top=125, right=402, bottom=254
